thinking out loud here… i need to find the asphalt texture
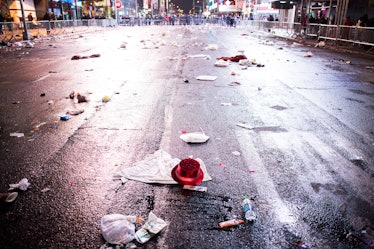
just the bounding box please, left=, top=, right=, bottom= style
left=0, top=25, right=373, bottom=249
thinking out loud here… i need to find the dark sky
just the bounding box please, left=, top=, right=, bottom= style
left=170, top=0, right=193, bottom=13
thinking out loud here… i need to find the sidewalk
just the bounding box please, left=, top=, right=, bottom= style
left=268, top=28, right=374, bottom=58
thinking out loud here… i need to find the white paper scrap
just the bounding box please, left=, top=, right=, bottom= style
left=183, top=185, right=207, bottom=192
left=196, top=75, right=217, bottom=81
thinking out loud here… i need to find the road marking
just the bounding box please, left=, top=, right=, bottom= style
left=33, top=74, right=51, bottom=82
left=236, top=129, right=297, bottom=224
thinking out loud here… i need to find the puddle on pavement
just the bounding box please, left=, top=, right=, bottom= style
left=311, top=182, right=348, bottom=195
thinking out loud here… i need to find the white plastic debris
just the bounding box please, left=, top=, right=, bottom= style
left=214, top=60, right=230, bottom=67
left=66, top=109, right=84, bottom=115
left=221, top=102, right=232, bottom=106
left=188, top=54, right=211, bottom=60
left=315, top=41, right=326, bottom=47
left=183, top=185, right=207, bottom=192
left=10, top=132, right=24, bottom=138
left=135, top=212, right=167, bottom=244
left=9, top=178, right=31, bottom=191
left=180, top=132, right=210, bottom=143
left=239, top=59, right=249, bottom=66
left=101, top=214, right=141, bottom=245
left=305, top=51, right=314, bottom=57
left=25, top=41, right=34, bottom=48
left=41, top=187, right=51, bottom=193
left=196, top=75, right=217, bottom=81
left=232, top=151, right=241, bottom=156
left=204, top=44, right=219, bottom=50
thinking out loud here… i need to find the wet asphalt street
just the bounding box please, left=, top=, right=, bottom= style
left=0, top=24, right=373, bottom=249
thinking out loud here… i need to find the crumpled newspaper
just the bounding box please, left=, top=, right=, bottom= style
left=9, top=178, right=31, bottom=191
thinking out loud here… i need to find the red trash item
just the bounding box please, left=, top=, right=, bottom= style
left=172, top=158, right=204, bottom=185
left=216, top=55, right=247, bottom=62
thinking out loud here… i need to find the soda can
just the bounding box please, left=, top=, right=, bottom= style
left=60, top=115, right=70, bottom=121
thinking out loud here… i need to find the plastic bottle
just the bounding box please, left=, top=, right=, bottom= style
left=242, top=197, right=256, bottom=222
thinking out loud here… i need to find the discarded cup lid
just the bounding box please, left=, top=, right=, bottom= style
left=171, top=158, right=204, bottom=185
left=5, top=192, right=18, bottom=203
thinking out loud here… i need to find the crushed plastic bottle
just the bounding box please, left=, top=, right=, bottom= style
left=242, top=197, right=256, bottom=222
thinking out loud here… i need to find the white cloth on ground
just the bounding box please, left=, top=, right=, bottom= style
left=113, top=149, right=212, bottom=184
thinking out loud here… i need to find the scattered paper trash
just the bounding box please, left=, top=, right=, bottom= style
left=183, top=185, right=207, bottom=192
left=9, top=178, right=30, bottom=191
left=180, top=132, right=210, bottom=143
left=188, top=54, right=211, bottom=60
left=346, top=227, right=374, bottom=247
left=304, top=51, right=314, bottom=57
left=196, top=75, right=217, bottom=81
left=315, top=41, right=326, bottom=48
left=214, top=60, right=230, bottom=67
left=232, top=151, right=241, bottom=156
left=41, top=187, right=51, bottom=193
left=66, top=109, right=84, bottom=116
left=25, top=41, right=34, bottom=48
left=101, top=214, right=143, bottom=245
left=10, top=132, right=24, bottom=138
left=113, top=149, right=212, bottom=184
left=205, top=44, right=218, bottom=50
left=135, top=212, right=167, bottom=244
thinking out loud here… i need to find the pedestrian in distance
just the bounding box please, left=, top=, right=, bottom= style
left=27, top=13, right=33, bottom=21
left=0, top=12, right=4, bottom=35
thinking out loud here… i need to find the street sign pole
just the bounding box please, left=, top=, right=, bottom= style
left=19, top=0, right=31, bottom=40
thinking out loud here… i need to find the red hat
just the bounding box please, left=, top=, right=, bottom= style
left=172, top=158, right=204, bottom=185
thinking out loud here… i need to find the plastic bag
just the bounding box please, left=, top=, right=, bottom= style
left=9, top=178, right=30, bottom=191
left=101, top=214, right=139, bottom=245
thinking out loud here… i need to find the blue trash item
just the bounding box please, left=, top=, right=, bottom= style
left=60, top=115, right=69, bottom=121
